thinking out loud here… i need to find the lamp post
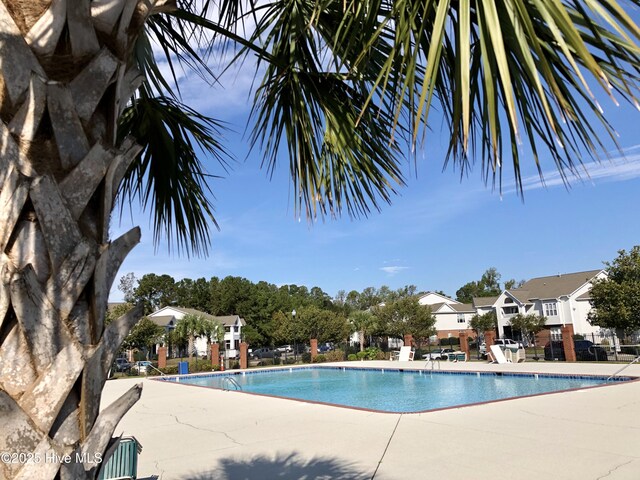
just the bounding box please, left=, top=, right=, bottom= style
left=291, top=309, right=297, bottom=361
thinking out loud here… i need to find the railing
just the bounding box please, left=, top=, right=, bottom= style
left=606, top=355, right=640, bottom=382
left=222, top=376, right=242, bottom=391
left=424, top=358, right=440, bottom=371
left=147, top=364, right=165, bottom=376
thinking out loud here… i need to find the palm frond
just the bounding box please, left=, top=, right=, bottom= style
left=117, top=90, right=231, bottom=256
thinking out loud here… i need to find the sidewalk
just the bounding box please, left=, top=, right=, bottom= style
left=101, top=361, right=640, bottom=479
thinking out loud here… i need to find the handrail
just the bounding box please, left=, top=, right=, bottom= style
left=222, top=376, right=242, bottom=391
left=424, top=358, right=440, bottom=371
left=606, top=355, right=640, bottom=382
left=147, top=364, right=165, bottom=376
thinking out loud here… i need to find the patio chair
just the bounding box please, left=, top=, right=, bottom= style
left=393, top=346, right=415, bottom=361
left=98, top=436, right=142, bottom=480
left=489, top=345, right=510, bottom=364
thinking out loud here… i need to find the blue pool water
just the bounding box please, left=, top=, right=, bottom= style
left=162, top=367, right=621, bottom=413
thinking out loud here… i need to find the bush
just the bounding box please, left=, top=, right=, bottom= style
left=355, top=347, right=382, bottom=360
left=283, top=357, right=297, bottom=365
left=301, top=352, right=312, bottom=363
left=325, top=349, right=344, bottom=362
left=347, top=354, right=357, bottom=361
left=159, top=365, right=178, bottom=375
left=312, top=354, right=327, bottom=363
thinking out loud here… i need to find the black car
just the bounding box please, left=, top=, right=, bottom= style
left=544, top=340, right=608, bottom=361
left=114, top=358, right=132, bottom=372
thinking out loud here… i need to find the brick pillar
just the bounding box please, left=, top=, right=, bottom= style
left=484, top=330, right=496, bottom=350
left=403, top=334, right=413, bottom=347
left=210, top=343, right=220, bottom=369
left=458, top=331, right=469, bottom=358
left=240, top=342, right=248, bottom=369
left=310, top=338, right=318, bottom=360
left=157, top=346, right=167, bottom=369
left=561, top=325, right=576, bottom=362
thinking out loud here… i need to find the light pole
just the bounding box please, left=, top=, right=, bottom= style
left=292, top=309, right=297, bottom=361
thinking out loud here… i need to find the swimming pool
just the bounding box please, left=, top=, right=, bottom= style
left=158, top=367, right=629, bottom=413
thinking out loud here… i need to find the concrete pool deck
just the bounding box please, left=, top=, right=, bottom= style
left=101, top=361, right=640, bottom=479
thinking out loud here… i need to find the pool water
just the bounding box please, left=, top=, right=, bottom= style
left=161, top=367, right=621, bottom=413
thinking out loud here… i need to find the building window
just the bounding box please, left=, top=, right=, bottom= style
left=502, top=306, right=518, bottom=315
left=543, top=302, right=558, bottom=316
left=504, top=297, right=513, bottom=304
left=457, top=314, right=465, bottom=324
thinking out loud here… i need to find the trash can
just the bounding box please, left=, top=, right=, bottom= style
left=178, top=361, right=188, bottom=375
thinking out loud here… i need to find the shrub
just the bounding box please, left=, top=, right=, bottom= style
left=301, top=352, right=312, bottom=363
left=231, top=362, right=241, bottom=369
left=325, top=349, right=344, bottom=362
left=312, top=354, right=327, bottom=363
left=159, top=365, right=178, bottom=375
left=347, top=354, right=357, bottom=361
left=356, top=351, right=367, bottom=360
left=283, top=357, right=297, bottom=365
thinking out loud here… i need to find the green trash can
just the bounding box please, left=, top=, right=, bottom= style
left=98, top=436, right=142, bottom=480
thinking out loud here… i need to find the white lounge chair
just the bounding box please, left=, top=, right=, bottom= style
left=489, top=345, right=510, bottom=364
left=392, top=346, right=415, bottom=361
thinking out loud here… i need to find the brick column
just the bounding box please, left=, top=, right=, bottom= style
left=403, top=334, right=413, bottom=347
left=157, top=346, right=167, bottom=369
left=484, top=330, right=496, bottom=350
left=458, top=331, right=469, bottom=358
left=310, top=338, right=318, bottom=360
left=240, top=342, right=248, bottom=369
left=561, top=325, right=577, bottom=362
left=210, top=343, right=220, bottom=369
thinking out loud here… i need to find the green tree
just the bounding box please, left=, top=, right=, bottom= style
left=297, top=306, right=351, bottom=344
left=122, top=317, right=165, bottom=360
left=588, top=247, right=640, bottom=336
left=349, top=310, right=378, bottom=352
left=1, top=1, right=638, bottom=478
left=174, top=313, right=207, bottom=360
left=376, top=297, right=436, bottom=348
left=456, top=268, right=503, bottom=303
left=469, top=311, right=498, bottom=335
left=133, top=273, right=177, bottom=314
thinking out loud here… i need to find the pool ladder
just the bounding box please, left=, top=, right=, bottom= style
left=606, top=355, right=640, bottom=382
left=424, top=358, right=441, bottom=371
left=222, top=377, right=242, bottom=391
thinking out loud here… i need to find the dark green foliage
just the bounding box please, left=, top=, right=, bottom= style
left=347, top=354, right=358, bottom=361
left=588, top=247, right=640, bottom=334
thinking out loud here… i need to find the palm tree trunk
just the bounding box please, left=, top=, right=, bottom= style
left=0, top=2, right=172, bottom=478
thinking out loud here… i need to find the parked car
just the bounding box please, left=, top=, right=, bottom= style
left=114, top=358, right=131, bottom=372
left=131, top=360, right=153, bottom=374
left=494, top=338, right=524, bottom=349
left=318, top=343, right=333, bottom=353
left=276, top=345, right=293, bottom=353
left=423, top=348, right=454, bottom=360
left=250, top=347, right=280, bottom=359
left=544, top=340, right=608, bottom=361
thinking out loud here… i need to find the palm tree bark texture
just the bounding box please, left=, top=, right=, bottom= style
left=0, top=1, right=172, bottom=478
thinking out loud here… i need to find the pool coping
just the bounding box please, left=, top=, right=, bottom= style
left=149, top=364, right=639, bottom=415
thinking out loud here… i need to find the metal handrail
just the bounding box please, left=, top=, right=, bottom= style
left=147, top=364, right=166, bottom=376
left=222, top=377, right=242, bottom=391
left=606, top=355, right=640, bottom=382
left=424, top=358, right=440, bottom=371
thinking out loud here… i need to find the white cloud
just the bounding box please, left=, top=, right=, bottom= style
left=505, top=149, right=640, bottom=194
left=380, top=266, right=409, bottom=276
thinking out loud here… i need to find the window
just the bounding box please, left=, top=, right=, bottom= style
left=502, top=306, right=518, bottom=315
left=543, top=302, right=558, bottom=316
left=457, top=314, right=466, bottom=324
left=504, top=297, right=513, bottom=304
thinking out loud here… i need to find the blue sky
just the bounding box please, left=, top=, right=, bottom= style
left=109, top=22, right=640, bottom=302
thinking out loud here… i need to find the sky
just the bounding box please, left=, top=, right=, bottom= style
left=109, top=15, right=640, bottom=303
